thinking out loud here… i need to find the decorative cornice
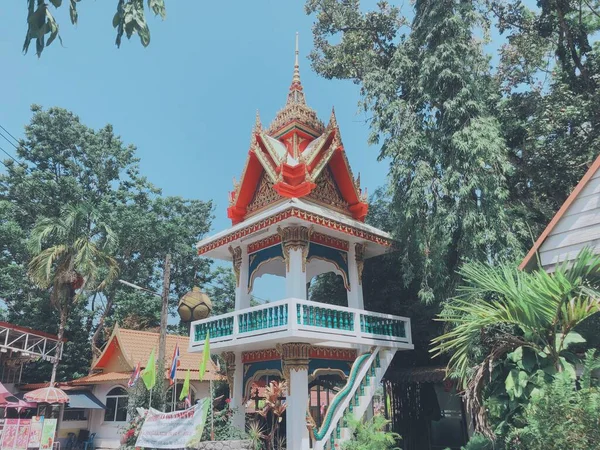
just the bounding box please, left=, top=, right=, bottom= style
left=310, top=347, right=357, bottom=361
left=197, top=207, right=393, bottom=255
left=228, top=246, right=242, bottom=287
left=278, top=225, right=313, bottom=272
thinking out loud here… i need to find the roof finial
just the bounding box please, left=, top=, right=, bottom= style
left=255, top=109, right=262, bottom=131
left=293, top=32, right=300, bottom=83
left=287, top=32, right=306, bottom=105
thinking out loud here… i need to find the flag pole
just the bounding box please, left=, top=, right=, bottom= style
left=210, top=378, right=214, bottom=440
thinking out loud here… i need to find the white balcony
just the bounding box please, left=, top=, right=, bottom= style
left=188, top=298, right=413, bottom=353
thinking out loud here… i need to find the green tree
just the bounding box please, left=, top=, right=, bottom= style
left=28, top=203, right=119, bottom=384
left=307, top=0, right=519, bottom=304
left=22, top=0, right=167, bottom=56
left=0, top=105, right=214, bottom=381
left=431, top=248, right=600, bottom=437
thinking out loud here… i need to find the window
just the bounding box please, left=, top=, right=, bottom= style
left=165, top=384, right=196, bottom=412
left=104, top=387, right=128, bottom=422
left=63, top=409, right=88, bottom=421
left=38, top=405, right=60, bottom=419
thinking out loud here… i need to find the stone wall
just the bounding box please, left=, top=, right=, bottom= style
left=195, top=440, right=253, bottom=450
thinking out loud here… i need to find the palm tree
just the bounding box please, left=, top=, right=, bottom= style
left=28, top=203, right=119, bottom=385
left=431, top=247, right=600, bottom=435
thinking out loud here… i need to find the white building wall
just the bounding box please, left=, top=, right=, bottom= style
left=539, top=166, right=600, bottom=271
left=88, top=380, right=212, bottom=450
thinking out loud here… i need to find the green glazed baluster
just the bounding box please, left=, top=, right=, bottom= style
left=316, top=308, right=322, bottom=327
left=326, top=309, right=332, bottom=328
left=283, top=304, right=288, bottom=325
left=273, top=306, right=279, bottom=327
left=309, top=306, right=315, bottom=326
left=333, top=311, right=339, bottom=329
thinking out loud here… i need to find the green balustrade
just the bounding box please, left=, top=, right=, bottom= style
left=236, top=304, right=288, bottom=335
left=298, top=304, right=355, bottom=331
left=360, top=315, right=406, bottom=338
left=194, top=316, right=234, bottom=342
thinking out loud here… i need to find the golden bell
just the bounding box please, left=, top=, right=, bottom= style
left=178, top=286, right=212, bottom=322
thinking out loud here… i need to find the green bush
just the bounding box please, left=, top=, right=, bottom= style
left=342, top=414, right=401, bottom=450
left=505, top=363, right=600, bottom=450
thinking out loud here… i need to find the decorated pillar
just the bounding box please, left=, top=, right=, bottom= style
left=230, top=245, right=251, bottom=309
left=223, top=351, right=245, bottom=430
left=278, top=343, right=311, bottom=450
left=347, top=243, right=365, bottom=310
left=278, top=226, right=312, bottom=299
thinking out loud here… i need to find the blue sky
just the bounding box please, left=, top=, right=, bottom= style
left=0, top=2, right=386, bottom=301
left=0, top=2, right=508, bottom=303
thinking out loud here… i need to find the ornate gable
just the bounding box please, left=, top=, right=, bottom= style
left=307, top=167, right=349, bottom=215
left=246, top=171, right=283, bottom=217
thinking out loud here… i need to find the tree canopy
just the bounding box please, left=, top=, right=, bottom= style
left=0, top=105, right=214, bottom=380
left=22, top=0, right=167, bottom=56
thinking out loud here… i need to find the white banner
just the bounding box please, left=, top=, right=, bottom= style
left=135, top=399, right=209, bottom=449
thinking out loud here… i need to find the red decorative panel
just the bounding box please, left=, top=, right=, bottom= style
left=310, top=347, right=357, bottom=361
left=242, top=349, right=280, bottom=363
left=310, top=231, right=349, bottom=251
left=247, top=234, right=282, bottom=254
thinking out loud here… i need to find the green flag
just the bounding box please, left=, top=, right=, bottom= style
left=198, top=331, right=210, bottom=382
left=179, top=369, right=191, bottom=401
left=141, top=348, right=156, bottom=390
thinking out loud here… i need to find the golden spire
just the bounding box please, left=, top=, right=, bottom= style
left=287, top=32, right=306, bottom=105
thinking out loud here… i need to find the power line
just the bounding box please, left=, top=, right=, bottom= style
left=0, top=124, right=21, bottom=147
left=0, top=143, right=26, bottom=169
left=0, top=130, right=19, bottom=151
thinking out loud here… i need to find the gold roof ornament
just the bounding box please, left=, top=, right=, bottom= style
left=267, top=33, right=325, bottom=136
left=177, top=286, right=212, bottom=323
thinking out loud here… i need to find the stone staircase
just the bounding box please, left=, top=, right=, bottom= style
left=311, top=347, right=396, bottom=450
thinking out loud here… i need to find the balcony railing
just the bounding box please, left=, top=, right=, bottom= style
left=189, top=298, right=412, bottom=352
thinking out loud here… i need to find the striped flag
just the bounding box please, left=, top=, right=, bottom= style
left=169, top=344, right=180, bottom=385
left=128, top=362, right=141, bottom=388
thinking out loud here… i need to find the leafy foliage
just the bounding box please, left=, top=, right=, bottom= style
left=431, top=248, right=600, bottom=437
left=0, top=105, right=214, bottom=381
left=504, top=350, right=600, bottom=449
left=342, top=414, right=401, bottom=450
left=307, top=0, right=519, bottom=304
left=28, top=202, right=119, bottom=383
left=23, top=0, right=167, bottom=56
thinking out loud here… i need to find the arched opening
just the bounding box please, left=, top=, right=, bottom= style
left=104, top=386, right=128, bottom=422
left=252, top=273, right=286, bottom=303
left=308, top=272, right=347, bottom=307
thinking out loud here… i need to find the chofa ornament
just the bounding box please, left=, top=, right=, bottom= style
left=177, top=286, right=212, bottom=322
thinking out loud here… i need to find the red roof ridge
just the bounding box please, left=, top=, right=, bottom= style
left=520, top=153, right=600, bottom=270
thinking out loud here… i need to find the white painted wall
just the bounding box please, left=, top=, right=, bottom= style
left=88, top=380, right=211, bottom=450
left=539, top=166, right=600, bottom=271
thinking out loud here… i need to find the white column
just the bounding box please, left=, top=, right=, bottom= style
left=231, top=351, right=245, bottom=430
left=287, top=367, right=310, bottom=450
left=347, top=243, right=364, bottom=309
left=233, top=246, right=251, bottom=310
left=286, top=247, right=307, bottom=299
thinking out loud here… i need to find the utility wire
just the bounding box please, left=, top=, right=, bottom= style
left=0, top=130, right=19, bottom=151
left=0, top=124, right=21, bottom=147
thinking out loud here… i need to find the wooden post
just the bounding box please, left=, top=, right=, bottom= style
left=157, top=254, right=171, bottom=412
